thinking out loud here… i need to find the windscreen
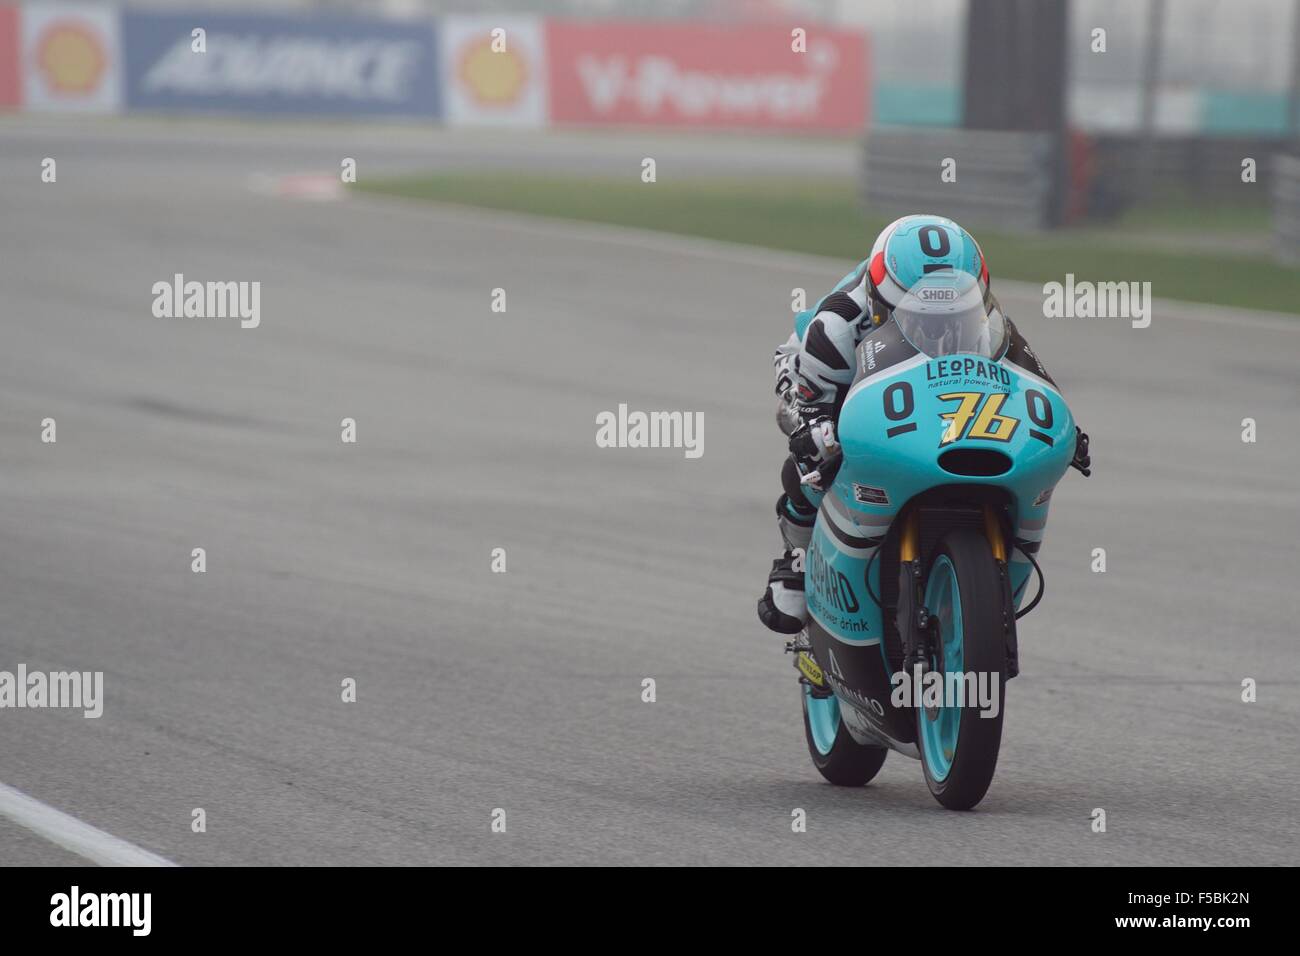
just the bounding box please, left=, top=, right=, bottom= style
left=892, top=273, right=1006, bottom=359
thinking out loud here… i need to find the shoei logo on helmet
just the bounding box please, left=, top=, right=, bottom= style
left=919, top=288, right=957, bottom=301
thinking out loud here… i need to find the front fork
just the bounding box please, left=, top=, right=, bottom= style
left=983, top=504, right=1020, bottom=680
left=788, top=504, right=1022, bottom=699
left=896, top=510, right=929, bottom=680
left=894, top=505, right=1020, bottom=684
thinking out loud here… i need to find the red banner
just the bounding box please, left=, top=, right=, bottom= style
left=0, top=4, right=20, bottom=108
left=545, top=20, right=868, bottom=132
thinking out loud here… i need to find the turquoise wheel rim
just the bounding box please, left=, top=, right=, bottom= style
left=804, top=685, right=841, bottom=756
left=920, top=555, right=964, bottom=782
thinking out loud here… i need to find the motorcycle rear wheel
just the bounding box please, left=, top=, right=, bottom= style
left=801, top=685, right=888, bottom=786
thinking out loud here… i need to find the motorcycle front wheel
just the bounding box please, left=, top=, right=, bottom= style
left=916, top=528, right=1008, bottom=810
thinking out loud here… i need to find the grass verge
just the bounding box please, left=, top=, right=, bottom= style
left=357, top=173, right=1297, bottom=315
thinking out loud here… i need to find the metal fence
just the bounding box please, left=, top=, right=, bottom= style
left=1089, top=135, right=1287, bottom=210
left=1274, top=154, right=1300, bottom=264
left=862, top=128, right=1056, bottom=232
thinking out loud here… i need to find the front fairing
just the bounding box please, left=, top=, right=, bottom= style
left=835, top=353, right=1075, bottom=521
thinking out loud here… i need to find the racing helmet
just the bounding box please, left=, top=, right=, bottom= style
left=864, top=214, right=990, bottom=328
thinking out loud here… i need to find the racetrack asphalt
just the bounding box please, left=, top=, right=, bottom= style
left=1, top=118, right=1297, bottom=865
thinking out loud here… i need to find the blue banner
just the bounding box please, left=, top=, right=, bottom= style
left=123, top=12, right=440, bottom=118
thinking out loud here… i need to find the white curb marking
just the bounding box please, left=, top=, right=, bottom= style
left=0, top=781, right=177, bottom=867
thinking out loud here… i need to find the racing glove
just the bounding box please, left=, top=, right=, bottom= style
left=789, top=417, right=840, bottom=490
left=1070, top=427, right=1091, bottom=477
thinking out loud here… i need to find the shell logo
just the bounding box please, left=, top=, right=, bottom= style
left=34, top=20, right=106, bottom=95
left=457, top=36, right=528, bottom=107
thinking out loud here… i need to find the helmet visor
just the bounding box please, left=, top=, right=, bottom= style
left=893, top=273, right=1005, bottom=359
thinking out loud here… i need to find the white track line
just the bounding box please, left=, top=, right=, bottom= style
left=0, top=781, right=177, bottom=867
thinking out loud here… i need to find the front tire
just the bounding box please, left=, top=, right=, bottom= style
left=916, top=529, right=1007, bottom=810
left=801, top=686, right=888, bottom=786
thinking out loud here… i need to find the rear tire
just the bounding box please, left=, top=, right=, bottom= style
left=801, top=686, right=888, bottom=786
left=916, top=528, right=1007, bottom=810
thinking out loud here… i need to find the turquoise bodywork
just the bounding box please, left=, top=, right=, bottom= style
left=801, top=343, right=1076, bottom=753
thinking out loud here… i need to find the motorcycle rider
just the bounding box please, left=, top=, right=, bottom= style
left=757, top=214, right=1091, bottom=634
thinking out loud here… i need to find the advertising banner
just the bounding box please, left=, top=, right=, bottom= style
left=122, top=11, right=440, bottom=118
left=545, top=20, right=867, bottom=132
left=21, top=2, right=123, bottom=113
left=440, top=15, right=546, bottom=127
left=0, top=4, right=19, bottom=108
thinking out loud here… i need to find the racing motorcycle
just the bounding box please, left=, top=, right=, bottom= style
left=787, top=273, right=1088, bottom=810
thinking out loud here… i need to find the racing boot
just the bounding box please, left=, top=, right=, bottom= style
left=757, top=494, right=816, bottom=634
